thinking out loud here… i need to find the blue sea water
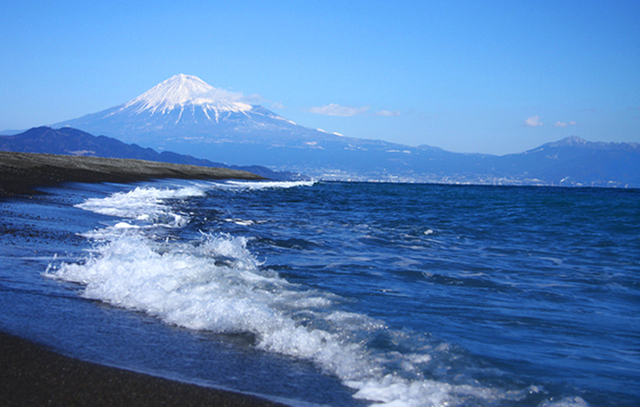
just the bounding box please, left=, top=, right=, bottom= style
left=1, top=180, right=639, bottom=407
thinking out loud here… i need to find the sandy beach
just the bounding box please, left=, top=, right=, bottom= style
left=0, top=331, right=287, bottom=407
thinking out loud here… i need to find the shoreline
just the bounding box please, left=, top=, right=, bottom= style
left=0, top=331, right=288, bottom=407
left=0, top=151, right=286, bottom=405
left=0, top=151, right=265, bottom=197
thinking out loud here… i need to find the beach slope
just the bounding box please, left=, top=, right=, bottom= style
left=0, top=332, right=286, bottom=407
left=0, top=151, right=264, bottom=196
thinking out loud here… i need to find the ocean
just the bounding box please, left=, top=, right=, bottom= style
left=1, top=180, right=638, bottom=407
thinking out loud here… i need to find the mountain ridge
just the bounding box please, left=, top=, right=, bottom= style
left=3, top=126, right=638, bottom=188
left=0, top=127, right=305, bottom=181
left=4, top=74, right=637, bottom=188
left=540, top=135, right=640, bottom=151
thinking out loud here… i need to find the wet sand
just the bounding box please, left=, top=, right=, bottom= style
left=0, top=331, right=287, bottom=407
left=0, top=151, right=264, bottom=197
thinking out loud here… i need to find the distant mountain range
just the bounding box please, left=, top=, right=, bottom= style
left=0, top=127, right=305, bottom=181
left=3, top=74, right=639, bottom=187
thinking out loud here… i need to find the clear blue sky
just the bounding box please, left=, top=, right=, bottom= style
left=1, top=0, right=638, bottom=155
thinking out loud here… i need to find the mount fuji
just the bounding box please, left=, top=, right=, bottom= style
left=53, top=74, right=476, bottom=180
left=48, top=74, right=640, bottom=187
left=54, top=74, right=351, bottom=165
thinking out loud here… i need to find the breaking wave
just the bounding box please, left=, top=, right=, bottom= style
left=45, top=181, right=586, bottom=407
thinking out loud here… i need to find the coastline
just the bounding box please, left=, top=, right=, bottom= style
left=0, top=331, right=287, bottom=407
left=0, top=151, right=286, bottom=405
left=0, top=151, right=265, bottom=197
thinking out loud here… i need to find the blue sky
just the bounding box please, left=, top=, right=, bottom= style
left=1, top=0, right=638, bottom=155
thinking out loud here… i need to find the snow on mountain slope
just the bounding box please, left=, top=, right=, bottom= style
left=116, top=74, right=253, bottom=117
left=48, top=74, right=481, bottom=172
left=52, top=74, right=336, bottom=149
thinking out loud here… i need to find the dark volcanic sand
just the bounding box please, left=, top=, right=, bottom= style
left=0, top=151, right=264, bottom=197
left=0, top=332, right=287, bottom=407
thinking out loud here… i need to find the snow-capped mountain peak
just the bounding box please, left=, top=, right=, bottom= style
left=52, top=74, right=304, bottom=142
left=120, top=74, right=252, bottom=115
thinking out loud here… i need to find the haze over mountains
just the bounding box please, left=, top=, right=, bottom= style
left=0, top=127, right=302, bottom=181
left=3, top=74, right=639, bottom=187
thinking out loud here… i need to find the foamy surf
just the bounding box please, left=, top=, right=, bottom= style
left=44, top=182, right=589, bottom=407
left=75, top=184, right=206, bottom=227
left=217, top=180, right=316, bottom=190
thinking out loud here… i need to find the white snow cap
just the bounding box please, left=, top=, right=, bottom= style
left=123, top=74, right=253, bottom=114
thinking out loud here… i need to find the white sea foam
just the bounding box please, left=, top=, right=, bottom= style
left=541, top=397, right=588, bottom=407
left=49, top=231, right=502, bottom=406
left=219, top=180, right=316, bottom=190
left=76, top=185, right=205, bottom=227
left=114, top=222, right=139, bottom=229
left=46, top=182, right=563, bottom=407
